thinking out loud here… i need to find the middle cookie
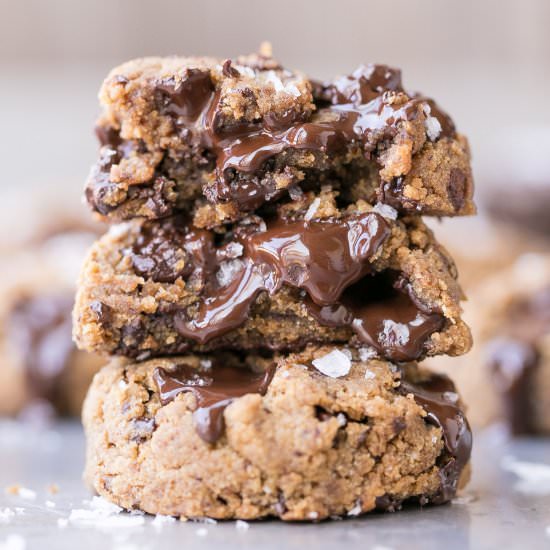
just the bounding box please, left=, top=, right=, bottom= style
left=74, top=189, right=471, bottom=361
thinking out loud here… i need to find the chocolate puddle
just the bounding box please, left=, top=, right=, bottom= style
left=306, top=275, right=445, bottom=362
left=153, top=361, right=275, bottom=442
left=399, top=371, right=472, bottom=503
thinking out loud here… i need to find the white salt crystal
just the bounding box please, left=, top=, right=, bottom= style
left=235, top=519, right=250, bottom=531
left=312, top=350, right=351, bottom=378
left=304, top=198, right=321, bottom=221
left=0, top=534, right=26, bottom=550
left=372, top=202, right=398, bottom=220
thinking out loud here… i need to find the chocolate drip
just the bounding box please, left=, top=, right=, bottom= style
left=488, top=338, right=540, bottom=435
left=153, top=361, right=275, bottom=442
left=8, top=294, right=75, bottom=404
left=306, top=274, right=445, bottom=361
left=399, top=371, right=472, bottom=504
left=174, top=212, right=390, bottom=343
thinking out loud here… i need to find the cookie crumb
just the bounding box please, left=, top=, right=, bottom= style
left=235, top=519, right=250, bottom=531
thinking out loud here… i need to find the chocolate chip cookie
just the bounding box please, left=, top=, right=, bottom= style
left=74, top=189, right=471, bottom=361
left=87, top=47, right=474, bottom=227
left=83, top=345, right=471, bottom=520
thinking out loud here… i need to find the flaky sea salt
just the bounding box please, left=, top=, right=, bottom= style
left=423, top=104, right=442, bottom=141
left=312, top=349, right=351, bottom=378
left=347, top=500, right=362, bottom=516
left=443, top=391, right=459, bottom=403
left=501, top=456, right=550, bottom=495
left=216, top=259, right=244, bottom=287
left=44, top=501, right=56, bottom=509
left=0, top=508, right=15, bottom=523
left=372, top=203, right=398, bottom=221
left=196, top=527, right=208, bottom=537
left=152, top=514, right=176, bottom=528
left=16, top=488, right=36, bottom=501
left=0, top=534, right=26, bottom=550
left=235, top=519, right=250, bottom=531
left=304, top=198, right=321, bottom=221
left=358, top=346, right=377, bottom=362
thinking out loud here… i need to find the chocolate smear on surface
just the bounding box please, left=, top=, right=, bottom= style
left=153, top=361, right=275, bottom=442
left=399, top=370, right=472, bottom=504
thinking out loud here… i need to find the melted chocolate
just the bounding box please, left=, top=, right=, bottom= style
left=148, top=64, right=455, bottom=211
left=399, top=370, right=472, bottom=504
left=174, top=211, right=391, bottom=343
left=153, top=361, right=275, bottom=442
left=8, top=294, right=75, bottom=404
left=306, top=274, right=445, bottom=361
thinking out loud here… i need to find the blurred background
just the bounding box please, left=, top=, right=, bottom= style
left=1, top=0, right=549, bottom=198
left=0, top=0, right=549, bottom=427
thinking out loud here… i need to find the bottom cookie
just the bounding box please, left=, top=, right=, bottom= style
left=83, top=346, right=472, bottom=521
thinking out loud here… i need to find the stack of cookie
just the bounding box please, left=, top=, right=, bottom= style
left=74, top=47, right=475, bottom=520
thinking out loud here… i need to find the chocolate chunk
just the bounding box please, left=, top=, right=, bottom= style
left=375, top=494, right=403, bottom=512
left=155, top=69, right=215, bottom=123
left=90, top=300, right=113, bottom=324
left=448, top=168, right=466, bottom=211
left=153, top=361, right=275, bottom=442
left=222, top=60, right=240, bottom=79
left=398, top=371, right=472, bottom=504
left=130, top=219, right=197, bottom=283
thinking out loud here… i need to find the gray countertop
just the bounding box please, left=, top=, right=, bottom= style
left=0, top=421, right=549, bottom=550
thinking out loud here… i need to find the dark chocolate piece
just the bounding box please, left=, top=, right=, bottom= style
left=399, top=370, right=472, bottom=504
left=153, top=361, right=275, bottom=442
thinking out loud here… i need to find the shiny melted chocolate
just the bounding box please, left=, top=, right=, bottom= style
left=306, top=274, right=445, bottom=361
left=149, top=64, right=455, bottom=210
left=153, top=361, right=275, bottom=442
left=8, top=294, right=75, bottom=404
left=399, top=371, right=472, bottom=504
left=173, top=211, right=391, bottom=343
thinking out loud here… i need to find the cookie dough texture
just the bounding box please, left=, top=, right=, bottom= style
left=83, top=347, right=470, bottom=520
left=73, top=190, right=471, bottom=360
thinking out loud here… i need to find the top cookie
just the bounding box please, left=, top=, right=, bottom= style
left=87, top=47, right=475, bottom=228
